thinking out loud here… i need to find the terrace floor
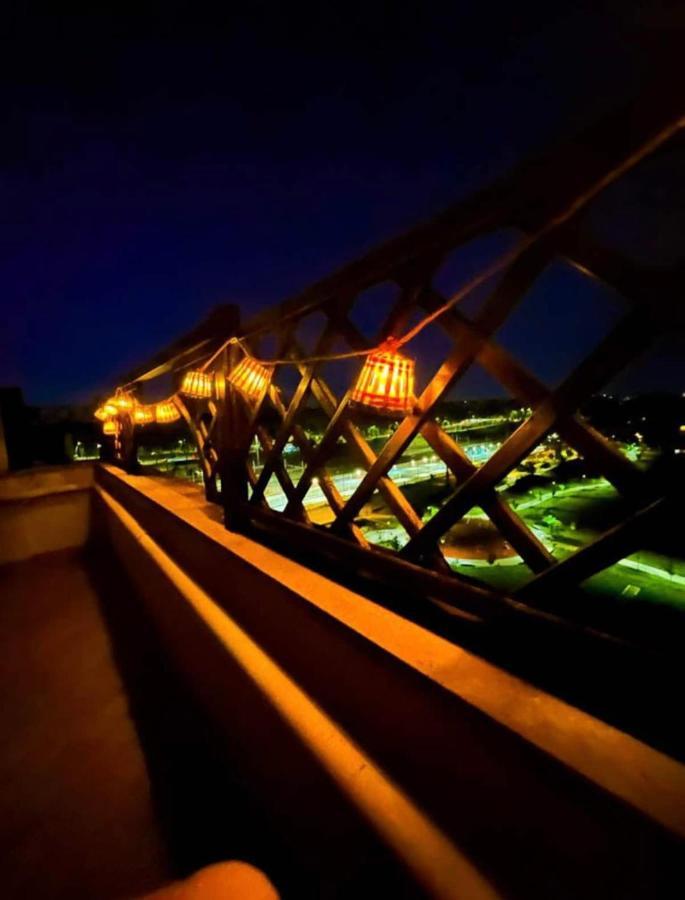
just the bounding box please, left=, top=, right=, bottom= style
left=0, top=550, right=170, bottom=899
left=0, top=547, right=284, bottom=899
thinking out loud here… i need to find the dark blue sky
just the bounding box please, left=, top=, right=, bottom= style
left=1, top=3, right=682, bottom=405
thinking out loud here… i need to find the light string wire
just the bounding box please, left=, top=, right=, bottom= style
left=198, top=112, right=685, bottom=369
left=396, top=114, right=685, bottom=347
left=108, top=114, right=683, bottom=412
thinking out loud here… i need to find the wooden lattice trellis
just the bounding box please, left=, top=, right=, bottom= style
left=120, top=80, right=684, bottom=631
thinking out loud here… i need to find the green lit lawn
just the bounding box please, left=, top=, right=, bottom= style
left=447, top=479, right=685, bottom=616
left=448, top=560, right=532, bottom=592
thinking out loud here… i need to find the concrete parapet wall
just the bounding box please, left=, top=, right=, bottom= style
left=0, top=464, right=93, bottom=564
left=93, top=465, right=685, bottom=899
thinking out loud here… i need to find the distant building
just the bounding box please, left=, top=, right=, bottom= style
left=0, top=387, right=32, bottom=471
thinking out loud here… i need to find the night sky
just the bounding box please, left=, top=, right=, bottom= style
left=1, top=3, right=683, bottom=406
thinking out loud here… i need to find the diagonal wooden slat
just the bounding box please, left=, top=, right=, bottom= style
left=421, top=288, right=646, bottom=496
left=125, top=83, right=682, bottom=637
left=335, top=245, right=553, bottom=529
left=419, top=420, right=555, bottom=573
left=243, top=502, right=626, bottom=648
left=242, top=320, right=368, bottom=546
left=281, top=304, right=553, bottom=572
left=276, top=319, right=447, bottom=557
left=543, top=223, right=685, bottom=325
left=278, top=336, right=452, bottom=567
left=254, top=424, right=311, bottom=523
left=285, top=275, right=434, bottom=505
left=401, top=309, right=656, bottom=561
left=517, top=496, right=670, bottom=605
left=284, top=303, right=431, bottom=543
left=250, top=312, right=345, bottom=504
left=175, top=396, right=214, bottom=483
left=300, top=373, right=452, bottom=573
left=330, top=337, right=552, bottom=573
left=318, top=272, right=556, bottom=573
left=232, top=74, right=682, bottom=349
left=373, top=273, right=429, bottom=343
left=262, top=374, right=368, bottom=542
left=304, top=369, right=426, bottom=540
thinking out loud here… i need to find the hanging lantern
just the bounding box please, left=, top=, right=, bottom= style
left=133, top=405, right=154, bottom=425
left=103, top=400, right=119, bottom=416
left=350, top=339, right=415, bottom=415
left=180, top=369, right=214, bottom=399
left=102, top=419, right=118, bottom=435
left=155, top=400, right=181, bottom=423
left=228, top=356, right=272, bottom=401
left=94, top=406, right=108, bottom=421
left=113, top=391, right=134, bottom=411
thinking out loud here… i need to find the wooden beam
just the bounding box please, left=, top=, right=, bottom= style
left=401, top=310, right=655, bottom=561
left=518, top=498, right=670, bottom=605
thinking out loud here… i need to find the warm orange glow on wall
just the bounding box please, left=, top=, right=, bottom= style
left=228, top=357, right=272, bottom=401
left=102, top=419, right=118, bottom=435
left=180, top=369, right=214, bottom=399
left=350, top=341, right=415, bottom=415
left=133, top=405, right=154, bottom=425
left=155, top=401, right=181, bottom=423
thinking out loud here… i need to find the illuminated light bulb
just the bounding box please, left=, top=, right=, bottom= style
left=102, top=419, right=118, bottom=435
left=103, top=401, right=119, bottom=416
left=155, top=401, right=181, bottom=423
left=113, top=391, right=134, bottom=411
left=180, top=369, right=213, bottom=399
left=350, top=340, right=415, bottom=415
left=133, top=405, right=154, bottom=425
left=228, top=356, right=272, bottom=401
left=94, top=406, right=108, bottom=421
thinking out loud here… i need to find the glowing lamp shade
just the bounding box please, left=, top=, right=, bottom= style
left=113, top=391, right=134, bottom=411
left=102, top=420, right=118, bottom=435
left=180, top=369, right=213, bottom=399
left=155, top=401, right=181, bottom=424
left=133, top=405, right=154, bottom=425
left=350, top=342, right=415, bottom=415
left=228, top=357, right=271, bottom=401
left=94, top=406, right=108, bottom=421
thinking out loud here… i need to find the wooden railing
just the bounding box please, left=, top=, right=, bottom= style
left=117, top=77, right=684, bottom=635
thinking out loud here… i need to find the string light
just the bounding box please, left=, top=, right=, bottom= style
left=99, top=122, right=682, bottom=423
left=180, top=369, right=214, bottom=399
left=228, top=356, right=272, bottom=401
left=350, top=339, right=415, bottom=415
left=155, top=401, right=181, bottom=423
left=112, top=390, right=134, bottom=411
left=133, top=405, right=155, bottom=425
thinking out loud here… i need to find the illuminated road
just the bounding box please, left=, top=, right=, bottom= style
left=149, top=446, right=683, bottom=599
left=139, top=455, right=198, bottom=466
left=260, top=447, right=493, bottom=512
left=263, top=467, right=685, bottom=596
